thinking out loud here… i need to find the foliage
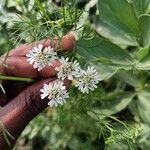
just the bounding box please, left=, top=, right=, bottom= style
left=1, top=0, right=150, bottom=149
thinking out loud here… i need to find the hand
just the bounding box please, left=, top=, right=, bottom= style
left=0, top=34, right=75, bottom=149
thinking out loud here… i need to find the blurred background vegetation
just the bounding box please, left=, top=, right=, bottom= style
left=1, top=0, right=150, bottom=150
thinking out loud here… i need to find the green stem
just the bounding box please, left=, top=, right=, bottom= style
left=0, top=75, right=35, bottom=82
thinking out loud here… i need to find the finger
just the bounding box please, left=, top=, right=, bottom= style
left=0, top=78, right=71, bottom=149
left=0, top=78, right=71, bottom=121
left=39, top=60, right=61, bottom=78
left=0, top=33, right=75, bottom=77
left=61, top=33, right=76, bottom=52
left=4, top=57, right=39, bottom=78
left=0, top=78, right=54, bottom=148
left=24, top=78, right=71, bottom=111
left=8, top=33, right=75, bottom=57
left=7, top=39, right=55, bottom=57
left=3, top=57, right=61, bottom=78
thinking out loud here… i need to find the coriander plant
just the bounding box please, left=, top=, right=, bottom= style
left=0, top=0, right=150, bottom=149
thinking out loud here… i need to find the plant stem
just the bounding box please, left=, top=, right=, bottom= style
left=0, top=75, right=35, bottom=82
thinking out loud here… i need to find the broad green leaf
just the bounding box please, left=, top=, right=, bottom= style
left=136, top=46, right=149, bottom=61
left=137, top=91, right=150, bottom=125
left=132, top=0, right=150, bottom=17
left=139, top=14, right=150, bottom=47
left=135, top=47, right=150, bottom=70
left=96, top=0, right=139, bottom=46
left=94, top=63, right=131, bottom=80
left=118, top=71, right=139, bottom=87
left=88, top=92, right=134, bottom=119
left=76, top=37, right=133, bottom=80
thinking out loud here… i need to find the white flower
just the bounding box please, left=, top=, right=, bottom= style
left=55, top=57, right=81, bottom=80
left=74, top=66, right=100, bottom=94
left=40, top=81, right=69, bottom=107
left=26, top=44, right=57, bottom=71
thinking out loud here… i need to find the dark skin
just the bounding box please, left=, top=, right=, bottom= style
left=0, top=34, right=75, bottom=149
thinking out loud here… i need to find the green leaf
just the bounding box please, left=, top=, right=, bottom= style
left=118, top=71, right=139, bottom=87
left=139, top=14, right=150, bottom=47
left=88, top=92, right=134, bottom=119
left=136, top=46, right=149, bottom=61
left=135, top=47, right=150, bottom=70
left=76, top=37, right=133, bottom=80
left=132, top=0, right=150, bottom=17
left=137, top=91, right=150, bottom=125
left=96, top=0, right=139, bottom=46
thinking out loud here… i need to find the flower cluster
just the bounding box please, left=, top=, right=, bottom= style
left=26, top=44, right=57, bottom=71
left=74, top=66, right=100, bottom=94
left=40, top=81, right=69, bottom=107
left=26, top=45, right=101, bottom=107
left=55, top=57, right=81, bottom=80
